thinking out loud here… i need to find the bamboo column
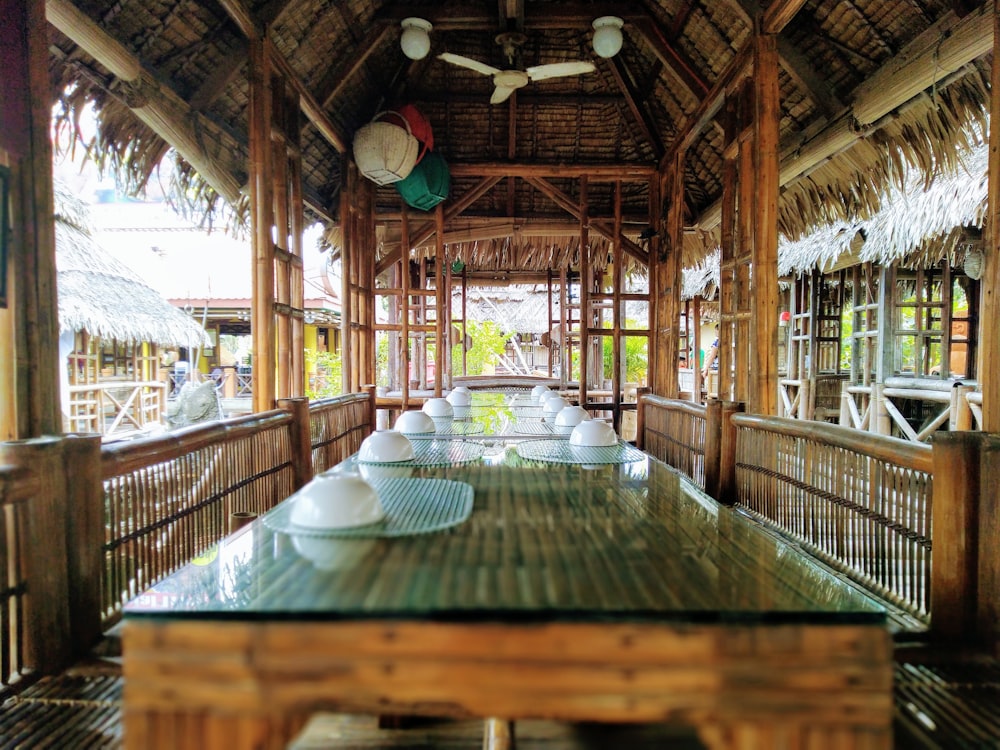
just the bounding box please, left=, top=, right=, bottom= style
left=400, top=205, right=410, bottom=409
left=646, top=173, right=660, bottom=392
left=980, top=7, right=1000, bottom=431
left=578, top=177, right=590, bottom=406
left=361, top=179, right=376, bottom=388
left=434, top=203, right=445, bottom=396
left=0, top=0, right=61, bottom=439
left=664, top=152, right=685, bottom=398
left=444, top=247, right=453, bottom=390
left=750, top=23, right=780, bottom=415
left=249, top=37, right=276, bottom=412
left=611, top=181, right=623, bottom=432
left=339, top=157, right=353, bottom=394
left=692, top=296, right=701, bottom=401
left=559, top=267, right=569, bottom=388
left=547, top=270, right=554, bottom=377
left=718, top=94, right=738, bottom=404
left=461, top=268, right=468, bottom=376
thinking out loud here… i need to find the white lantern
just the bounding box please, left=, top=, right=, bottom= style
left=964, top=248, right=984, bottom=280
left=592, top=16, right=624, bottom=59
left=400, top=18, right=432, bottom=60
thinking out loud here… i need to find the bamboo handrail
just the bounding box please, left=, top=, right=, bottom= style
left=731, top=413, right=933, bottom=472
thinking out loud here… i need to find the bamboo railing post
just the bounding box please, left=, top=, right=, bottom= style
left=977, top=434, right=1000, bottom=648
left=704, top=399, right=724, bottom=501
left=839, top=381, right=851, bottom=426
left=635, top=393, right=646, bottom=451
left=62, top=433, right=103, bottom=655
left=953, top=384, right=974, bottom=431
left=0, top=436, right=71, bottom=674
left=930, top=431, right=982, bottom=638
left=717, top=401, right=745, bottom=505
left=363, top=384, right=377, bottom=434
left=278, top=397, right=313, bottom=489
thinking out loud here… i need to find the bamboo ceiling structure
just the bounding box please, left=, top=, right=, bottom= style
left=5, top=0, right=1000, bottom=435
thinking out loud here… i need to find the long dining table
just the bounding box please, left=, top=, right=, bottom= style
left=122, top=399, right=893, bottom=749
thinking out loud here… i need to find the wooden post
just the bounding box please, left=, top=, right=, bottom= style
left=979, top=7, right=1000, bottom=432
left=871, top=383, right=891, bottom=435
left=798, top=377, right=812, bottom=420
left=547, top=270, right=554, bottom=377
left=635, top=392, right=646, bottom=451
left=0, top=436, right=71, bottom=674
left=704, top=399, right=724, bottom=501
left=483, top=719, right=514, bottom=750
left=611, top=181, right=623, bottom=433
left=434, top=204, right=445, bottom=397
left=578, top=177, right=590, bottom=407
left=0, top=0, right=61, bottom=440
left=278, top=397, right=313, bottom=489
left=363, top=384, right=377, bottom=434
left=692, top=296, right=702, bottom=401
left=978, top=434, right=1000, bottom=649
left=340, top=158, right=353, bottom=395
left=750, top=23, right=780, bottom=415
left=249, top=37, right=276, bottom=412
left=931, top=432, right=981, bottom=638
left=62, top=433, right=103, bottom=656
left=400, top=206, right=410, bottom=410
left=717, top=401, right=745, bottom=505
left=839, top=381, right=852, bottom=427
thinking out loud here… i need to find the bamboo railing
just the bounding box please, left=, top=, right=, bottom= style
left=638, top=395, right=709, bottom=489
left=307, top=391, right=374, bottom=474
left=731, top=414, right=934, bottom=623
left=0, top=464, right=38, bottom=696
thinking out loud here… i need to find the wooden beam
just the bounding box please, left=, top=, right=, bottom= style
left=660, top=41, right=752, bottom=171
left=375, top=177, right=503, bottom=275
left=776, top=37, right=843, bottom=118
left=214, top=0, right=262, bottom=40
left=851, top=1, right=994, bottom=126
left=269, top=44, right=348, bottom=152
left=526, top=177, right=648, bottom=264
left=448, top=162, right=655, bottom=180
left=762, top=0, right=807, bottom=33
left=631, top=14, right=709, bottom=99
left=46, top=0, right=244, bottom=204
left=315, top=22, right=392, bottom=110
left=378, top=2, right=643, bottom=31
left=607, top=56, right=664, bottom=158
left=188, top=47, right=246, bottom=112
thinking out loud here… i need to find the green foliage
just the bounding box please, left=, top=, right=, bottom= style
left=601, top=321, right=649, bottom=384
left=305, top=348, right=342, bottom=399
left=453, top=320, right=508, bottom=375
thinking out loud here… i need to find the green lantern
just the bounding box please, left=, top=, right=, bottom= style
left=394, top=150, right=450, bottom=211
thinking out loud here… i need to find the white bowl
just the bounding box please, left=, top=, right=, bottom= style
left=289, top=472, right=385, bottom=529
left=452, top=385, right=471, bottom=394
left=555, top=405, right=590, bottom=427
left=570, top=420, right=618, bottom=447
left=394, top=410, right=436, bottom=434
left=542, top=396, right=569, bottom=417
left=422, top=398, right=454, bottom=418
left=446, top=389, right=471, bottom=407
left=358, top=430, right=414, bottom=463
left=531, top=385, right=551, bottom=403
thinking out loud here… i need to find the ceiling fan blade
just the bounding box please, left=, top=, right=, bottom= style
left=438, top=53, right=500, bottom=77
left=526, top=61, right=596, bottom=82
left=490, top=85, right=517, bottom=105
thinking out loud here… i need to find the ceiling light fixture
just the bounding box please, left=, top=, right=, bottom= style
left=591, top=16, right=624, bottom=58
left=400, top=17, right=432, bottom=60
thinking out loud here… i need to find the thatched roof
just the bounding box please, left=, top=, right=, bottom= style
left=778, top=136, right=988, bottom=276
left=47, top=0, right=996, bottom=275
left=55, top=187, right=209, bottom=347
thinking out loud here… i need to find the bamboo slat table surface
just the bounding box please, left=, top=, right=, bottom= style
left=122, top=396, right=893, bottom=749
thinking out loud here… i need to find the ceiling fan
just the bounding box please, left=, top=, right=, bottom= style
left=438, top=31, right=595, bottom=105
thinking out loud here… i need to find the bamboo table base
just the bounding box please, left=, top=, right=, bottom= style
left=122, top=618, right=892, bottom=750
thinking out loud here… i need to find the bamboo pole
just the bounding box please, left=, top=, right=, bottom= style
left=981, top=7, right=1000, bottom=432
left=278, top=398, right=312, bottom=490
left=249, top=37, right=276, bottom=412
left=692, top=296, right=701, bottom=402
left=665, top=154, right=684, bottom=398
left=1, top=0, right=60, bottom=439
left=559, top=267, right=569, bottom=388
left=461, top=269, right=468, bottom=377
left=978, top=434, right=1000, bottom=646
left=717, top=401, right=745, bottom=505
left=340, top=158, right=353, bottom=394
left=547, top=270, right=554, bottom=378
left=931, top=432, right=981, bottom=638
left=400, top=205, right=410, bottom=409
left=578, top=177, right=590, bottom=406
left=704, top=399, right=723, bottom=501
left=434, top=203, right=445, bottom=397
left=611, top=181, right=623, bottom=432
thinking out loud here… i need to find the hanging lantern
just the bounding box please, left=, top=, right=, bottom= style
left=394, top=149, right=450, bottom=211
left=964, top=248, right=984, bottom=280
left=352, top=112, right=419, bottom=186
left=392, top=105, right=434, bottom=164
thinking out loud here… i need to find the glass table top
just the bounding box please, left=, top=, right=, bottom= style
left=125, top=440, right=886, bottom=625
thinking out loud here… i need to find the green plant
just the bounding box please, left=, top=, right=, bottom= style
left=305, top=348, right=343, bottom=399
left=601, top=321, right=648, bottom=384
left=453, top=320, right=508, bottom=375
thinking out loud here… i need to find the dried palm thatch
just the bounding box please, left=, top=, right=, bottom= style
left=779, top=136, right=988, bottom=277
left=55, top=184, right=209, bottom=348
left=682, top=252, right=720, bottom=301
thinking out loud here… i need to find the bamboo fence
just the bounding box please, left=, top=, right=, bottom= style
left=638, top=394, right=708, bottom=489
left=0, top=465, right=38, bottom=697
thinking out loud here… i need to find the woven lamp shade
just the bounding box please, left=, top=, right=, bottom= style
left=394, top=105, right=434, bottom=164
left=353, top=113, right=419, bottom=186
left=395, top=150, right=450, bottom=211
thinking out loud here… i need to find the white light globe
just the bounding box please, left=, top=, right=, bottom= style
left=592, top=16, right=624, bottom=58
left=400, top=17, right=432, bottom=60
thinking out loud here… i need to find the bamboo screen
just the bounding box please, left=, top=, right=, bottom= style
left=640, top=396, right=707, bottom=489
left=308, top=393, right=372, bottom=474
left=100, top=411, right=297, bottom=627
left=0, top=466, right=35, bottom=697
left=731, top=414, right=933, bottom=622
